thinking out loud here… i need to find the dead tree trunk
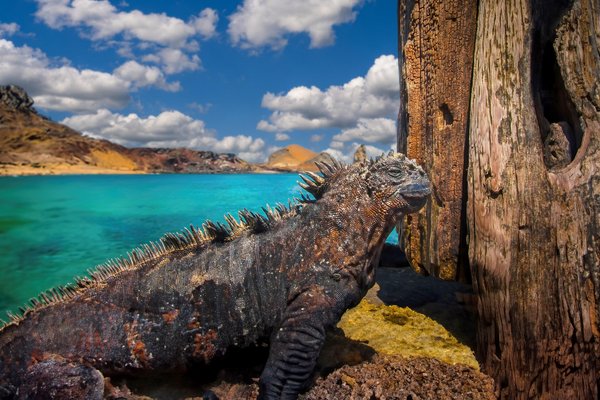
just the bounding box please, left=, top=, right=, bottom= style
left=467, top=0, right=600, bottom=398
left=397, top=0, right=478, bottom=281
left=397, top=0, right=600, bottom=397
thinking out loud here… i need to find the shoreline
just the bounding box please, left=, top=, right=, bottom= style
left=0, top=164, right=294, bottom=176
left=0, top=165, right=148, bottom=176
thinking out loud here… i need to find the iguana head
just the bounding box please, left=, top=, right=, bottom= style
left=361, top=152, right=431, bottom=215
left=302, top=152, right=430, bottom=221
left=299, top=152, right=430, bottom=287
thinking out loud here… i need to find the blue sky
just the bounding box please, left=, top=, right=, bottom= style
left=1, top=0, right=399, bottom=162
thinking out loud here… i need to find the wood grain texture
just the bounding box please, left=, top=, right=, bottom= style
left=467, top=0, right=600, bottom=397
left=397, top=0, right=478, bottom=281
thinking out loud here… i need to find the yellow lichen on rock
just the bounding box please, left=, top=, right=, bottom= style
left=337, top=299, right=479, bottom=369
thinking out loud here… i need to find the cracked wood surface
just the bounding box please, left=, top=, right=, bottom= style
left=397, top=0, right=478, bottom=281
left=468, top=0, right=600, bottom=398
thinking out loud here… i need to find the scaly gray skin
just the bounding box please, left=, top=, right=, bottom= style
left=0, top=153, right=430, bottom=400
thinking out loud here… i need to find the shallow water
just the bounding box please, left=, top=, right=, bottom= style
left=0, top=174, right=302, bottom=316
left=0, top=173, right=399, bottom=318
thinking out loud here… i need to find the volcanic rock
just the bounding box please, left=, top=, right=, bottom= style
left=353, top=144, right=367, bottom=164
left=0, top=85, right=35, bottom=111
left=304, top=355, right=495, bottom=400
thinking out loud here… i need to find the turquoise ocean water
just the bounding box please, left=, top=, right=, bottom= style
left=0, top=174, right=397, bottom=319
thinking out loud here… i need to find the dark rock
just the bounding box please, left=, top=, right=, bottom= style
left=316, top=329, right=376, bottom=376
left=353, top=144, right=367, bottom=164
left=162, top=355, right=494, bottom=400
left=17, top=357, right=104, bottom=400
left=127, top=147, right=255, bottom=174
left=0, top=85, right=35, bottom=111
left=303, top=355, right=495, bottom=400
left=104, top=378, right=153, bottom=400
left=379, top=243, right=409, bottom=268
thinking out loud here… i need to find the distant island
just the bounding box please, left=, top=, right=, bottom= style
left=0, top=85, right=335, bottom=176
left=264, top=144, right=336, bottom=172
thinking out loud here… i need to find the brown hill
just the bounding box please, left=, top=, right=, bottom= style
left=265, top=144, right=337, bottom=172
left=297, top=151, right=338, bottom=172
left=266, top=144, right=317, bottom=168
left=0, top=85, right=256, bottom=175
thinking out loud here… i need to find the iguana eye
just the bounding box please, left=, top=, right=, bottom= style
left=388, top=168, right=403, bottom=178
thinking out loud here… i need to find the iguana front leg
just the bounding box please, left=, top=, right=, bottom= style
left=258, top=273, right=361, bottom=399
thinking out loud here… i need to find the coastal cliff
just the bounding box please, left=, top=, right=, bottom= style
left=0, top=85, right=258, bottom=175
left=0, top=86, right=339, bottom=175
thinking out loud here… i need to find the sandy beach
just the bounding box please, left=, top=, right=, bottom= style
left=0, top=163, right=146, bottom=176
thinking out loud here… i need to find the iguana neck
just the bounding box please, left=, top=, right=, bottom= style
left=291, top=191, right=394, bottom=288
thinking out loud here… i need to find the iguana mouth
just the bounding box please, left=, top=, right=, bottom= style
left=396, top=182, right=431, bottom=199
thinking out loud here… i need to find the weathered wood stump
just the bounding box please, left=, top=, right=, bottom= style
left=397, top=0, right=477, bottom=281
left=398, top=0, right=600, bottom=398
left=468, top=0, right=600, bottom=398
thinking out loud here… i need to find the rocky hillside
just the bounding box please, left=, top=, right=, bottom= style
left=264, top=144, right=337, bottom=172
left=0, top=85, right=257, bottom=175
left=128, top=147, right=252, bottom=174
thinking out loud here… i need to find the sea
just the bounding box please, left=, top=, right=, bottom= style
left=0, top=174, right=397, bottom=318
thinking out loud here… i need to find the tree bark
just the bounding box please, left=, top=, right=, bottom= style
left=467, top=0, right=600, bottom=398
left=397, top=0, right=478, bottom=281
left=397, top=0, right=600, bottom=397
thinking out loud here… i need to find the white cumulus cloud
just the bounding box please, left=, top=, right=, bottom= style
left=228, top=0, right=363, bottom=50
left=258, top=55, right=399, bottom=132
left=188, top=102, right=212, bottom=114
left=0, top=39, right=182, bottom=112
left=332, top=117, right=396, bottom=147
left=62, top=109, right=268, bottom=162
left=142, top=48, right=200, bottom=75
left=35, top=0, right=217, bottom=74
left=35, top=0, right=217, bottom=46
left=0, top=39, right=129, bottom=112
left=62, top=109, right=212, bottom=146
left=191, top=8, right=218, bottom=40
left=256, top=55, right=400, bottom=160
left=113, top=60, right=179, bottom=91
left=0, top=23, right=19, bottom=37
left=275, top=133, right=290, bottom=141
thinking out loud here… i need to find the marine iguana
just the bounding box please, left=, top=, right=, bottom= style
left=0, top=153, right=431, bottom=399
